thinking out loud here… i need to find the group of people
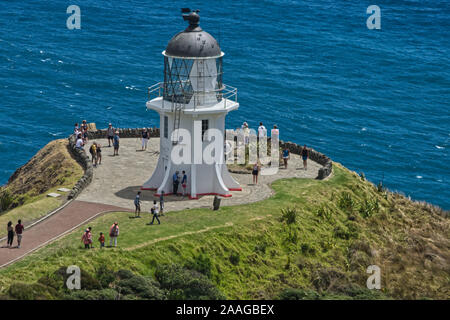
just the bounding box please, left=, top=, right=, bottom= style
left=134, top=191, right=164, bottom=225
left=81, top=222, right=119, bottom=249
left=5, top=220, right=24, bottom=248
left=241, top=121, right=310, bottom=184
left=106, top=123, right=121, bottom=156
left=172, top=171, right=188, bottom=196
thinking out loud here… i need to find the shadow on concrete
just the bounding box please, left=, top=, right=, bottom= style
left=114, top=186, right=210, bottom=203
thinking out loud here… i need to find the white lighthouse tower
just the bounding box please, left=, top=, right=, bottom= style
left=142, top=9, right=241, bottom=199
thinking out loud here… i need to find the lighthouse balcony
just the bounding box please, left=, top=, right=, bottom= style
left=146, top=82, right=238, bottom=114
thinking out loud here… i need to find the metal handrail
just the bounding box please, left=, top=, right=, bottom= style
left=147, top=82, right=237, bottom=109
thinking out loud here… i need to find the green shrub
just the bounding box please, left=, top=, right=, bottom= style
left=117, top=275, right=165, bottom=300
left=96, top=264, right=116, bottom=288
left=8, top=282, right=58, bottom=300
left=278, top=288, right=320, bottom=300
left=0, top=189, right=14, bottom=212
left=359, top=198, right=379, bottom=218
left=280, top=207, right=298, bottom=225
left=338, top=192, right=355, bottom=212
left=185, top=253, right=212, bottom=278
left=229, top=252, right=240, bottom=266
left=54, top=266, right=102, bottom=291
left=116, top=269, right=135, bottom=280
left=316, top=204, right=332, bottom=221
left=64, top=289, right=118, bottom=300
left=155, top=263, right=225, bottom=300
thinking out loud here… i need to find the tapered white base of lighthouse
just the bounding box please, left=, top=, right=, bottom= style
left=142, top=97, right=241, bottom=199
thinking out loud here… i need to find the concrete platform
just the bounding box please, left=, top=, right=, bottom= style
left=77, top=138, right=321, bottom=213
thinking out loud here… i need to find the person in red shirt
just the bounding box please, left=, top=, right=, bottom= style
left=98, top=232, right=105, bottom=249
left=15, top=220, right=24, bottom=248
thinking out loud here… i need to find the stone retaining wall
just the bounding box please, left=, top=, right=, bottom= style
left=67, top=134, right=94, bottom=199
left=278, top=140, right=332, bottom=180
left=87, top=127, right=160, bottom=140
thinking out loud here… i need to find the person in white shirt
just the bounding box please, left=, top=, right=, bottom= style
left=76, top=135, right=84, bottom=149
left=242, top=122, right=250, bottom=145
left=258, top=122, right=267, bottom=138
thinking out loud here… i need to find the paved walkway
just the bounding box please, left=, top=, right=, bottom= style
left=78, top=138, right=321, bottom=213
left=0, top=200, right=130, bottom=268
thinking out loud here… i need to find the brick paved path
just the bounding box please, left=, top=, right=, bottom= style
left=0, top=200, right=130, bottom=268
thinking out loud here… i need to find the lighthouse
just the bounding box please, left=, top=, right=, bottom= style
left=142, top=9, right=241, bottom=199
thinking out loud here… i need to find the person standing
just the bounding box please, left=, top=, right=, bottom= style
left=172, top=171, right=180, bottom=196
left=242, top=122, right=250, bottom=145
left=109, top=222, right=119, bottom=247
left=96, top=144, right=102, bottom=165
left=15, top=219, right=24, bottom=248
left=181, top=171, right=187, bottom=196
left=81, top=229, right=90, bottom=249
left=159, top=191, right=165, bottom=216
left=134, top=191, right=141, bottom=218
left=88, top=227, right=93, bottom=248
left=113, top=131, right=120, bottom=156
left=302, top=145, right=309, bottom=171
left=252, top=162, right=260, bottom=185
left=107, top=123, right=115, bottom=147
left=89, top=142, right=98, bottom=167
left=271, top=125, right=279, bottom=140
left=147, top=202, right=161, bottom=225
left=282, top=147, right=290, bottom=169
left=98, top=232, right=105, bottom=249
left=74, top=123, right=80, bottom=136
left=6, top=221, right=14, bottom=248
left=142, top=128, right=149, bottom=151
left=258, top=122, right=267, bottom=140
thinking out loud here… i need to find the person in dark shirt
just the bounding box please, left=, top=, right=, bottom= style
left=301, top=145, right=309, bottom=171
left=15, top=219, right=24, bottom=248
left=172, top=171, right=180, bottom=195
left=181, top=171, right=187, bottom=196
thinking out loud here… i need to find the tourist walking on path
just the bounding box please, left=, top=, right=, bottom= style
left=181, top=171, right=187, bottom=196
left=107, top=123, right=115, bottom=147
left=141, top=128, right=149, bottom=151
left=282, top=147, right=290, bottom=169
left=252, top=162, right=260, bottom=185
left=109, top=222, right=119, bottom=247
left=81, top=229, right=91, bottom=249
left=6, top=221, right=14, bottom=248
left=96, top=144, right=102, bottom=165
left=113, top=131, right=120, bottom=156
left=173, top=171, right=180, bottom=196
left=15, top=220, right=24, bottom=248
left=134, top=191, right=141, bottom=218
left=89, top=142, right=98, bottom=167
left=98, top=232, right=105, bottom=249
left=159, top=191, right=165, bottom=216
left=302, top=145, right=309, bottom=171
left=147, top=201, right=161, bottom=225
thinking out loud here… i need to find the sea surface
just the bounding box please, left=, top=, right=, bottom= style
left=0, top=1, right=449, bottom=209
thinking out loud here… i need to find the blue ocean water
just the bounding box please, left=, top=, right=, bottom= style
left=0, top=1, right=448, bottom=208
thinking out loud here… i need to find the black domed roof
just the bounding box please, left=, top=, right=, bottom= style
left=165, top=11, right=222, bottom=58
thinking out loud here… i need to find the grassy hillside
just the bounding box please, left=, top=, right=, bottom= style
left=0, top=139, right=83, bottom=237
left=0, top=163, right=448, bottom=300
